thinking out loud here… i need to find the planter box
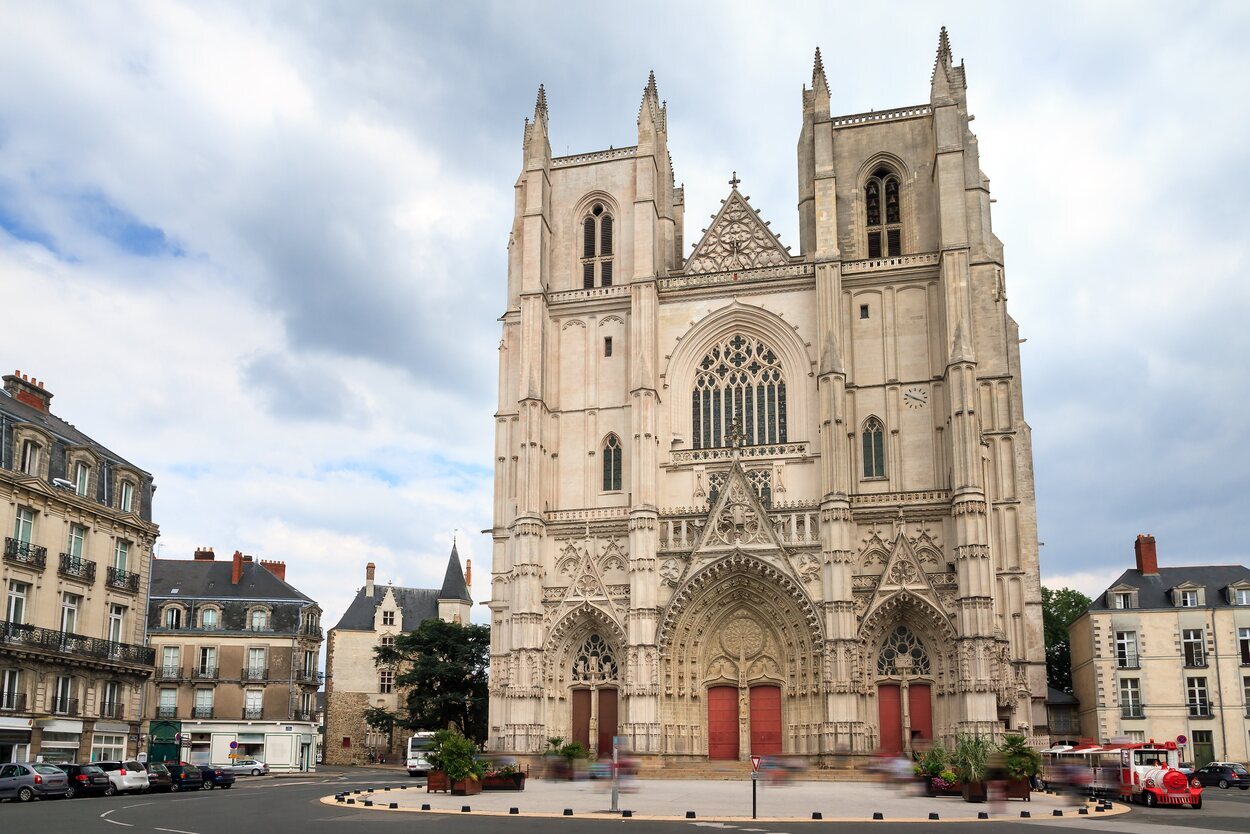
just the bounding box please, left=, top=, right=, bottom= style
left=427, top=771, right=450, bottom=793
left=451, top=776, right=482, bottom=796
left=924, top=776, right=962, bottom=797
left=1003, top=778, right=1032, bottom=801
left=482, top=773, right=526, bottom=791
left=962, top=781, right=987, bottom=803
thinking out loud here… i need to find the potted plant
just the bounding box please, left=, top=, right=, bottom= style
left=481, top=762, right=527, bottom=791
left=426, top=730, right=485, bottom=795
left=953, top=734, right=991, bottom=803
left=999, top=734, right=1040, bottom=801
left=919, top=747, right=961, bottom=797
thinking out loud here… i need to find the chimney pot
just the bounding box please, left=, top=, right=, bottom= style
left=3, top=371, right=55, bottom=413
left=193, top=547, right=215, bottom=561
left=231, top=550, right=245, bottom=585
left=1134, top=534, right=1159, bottom=575
left=366, top=562, right=376, bottom=597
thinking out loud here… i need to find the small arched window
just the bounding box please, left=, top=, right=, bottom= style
left=692, top=335, right=787, bottom=449
left=164, top=607, right=182, bottom=630
left=864, top=166, right=902, bottom=258
left=250, top=609, right=269, bottom=631
left=602, top=434, right=622, bottom=492
left=862, top=416, right=886, bottom=479
left=581, top=203, right=614, bottom=288
left=201, top=608, right=218, bottom=630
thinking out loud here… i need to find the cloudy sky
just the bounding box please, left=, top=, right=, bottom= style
left=2, top=1, right=1247, bottom=629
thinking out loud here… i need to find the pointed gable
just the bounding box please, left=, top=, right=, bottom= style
left=683, top=186, right=791, bottom=275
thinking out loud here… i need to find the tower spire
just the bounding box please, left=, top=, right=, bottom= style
left=638, top=70, right=663, bottom=129
left=812, top=46, right=828, bottom=93
left=930, top=27, right=954, bottom=100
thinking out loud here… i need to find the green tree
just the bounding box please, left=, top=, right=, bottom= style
left=373, top=618, right=490, bottom=744
left=1042, top=586, right=1091, bottom=694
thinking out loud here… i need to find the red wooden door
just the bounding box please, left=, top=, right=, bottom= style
left=597, top=689, right=618, bottom=756
left=749, top=685, right=783, bottom=755
left=572, top=689, right=591, bottom=750
left=877, top=684, right=901, bottom=753
left=907, top=684, right=932, bottom=746
left=707, top=686, right=739, bottom=760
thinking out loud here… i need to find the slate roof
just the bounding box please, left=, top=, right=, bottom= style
left=439, top=544, right=472, bottom=603
left=148, top=558, right=313, bottom=602
left=1047, top=686, right=1078, bottom=706
left=0, top=386, right=146, bottom=475
left=1088, top=565, right=1250, bottom=611
left=333, top=585, right=440, bottom=630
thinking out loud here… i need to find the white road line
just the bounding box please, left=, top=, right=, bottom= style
left=121, top=802, right=153, bottom=809
left=103, top=820, right=133, bottom=828
left=155, top=828, right=200, bottom=834
left=100, top=809, right=116, bottom=818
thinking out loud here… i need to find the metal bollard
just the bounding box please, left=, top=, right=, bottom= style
left=872, top=812, right=884, bottom=820
left=811, top=812, right=822, bottom=820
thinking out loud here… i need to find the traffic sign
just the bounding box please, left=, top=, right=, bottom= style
left=229, top=741, right=238, bottom=749
left=750, top=755, right=762, bottom=773
left=1176, top=734, right=1188, bottom=746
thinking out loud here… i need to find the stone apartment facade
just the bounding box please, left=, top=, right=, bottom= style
left=146, top=548, right=323, bottom=771
left=322, top=547, right=472, bottom=765
left=487, top=29, right=1047, bottom=761
left=1070, top=535, right=1250, bottom=767
left=1, top=371, right=158, bottom=763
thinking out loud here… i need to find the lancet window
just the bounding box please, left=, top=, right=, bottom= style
left=581, top=203, right=614, bottom=288
left=864, top=166, right=902, bottom=258
left=602, top=434, right=622, bottom=492
left=862, top=416, right=886, bottom=479
left=877, top=625, right=930, bottom=676
left=692, top=335, right=787, bottom=449
left=572, top=633, right=618, bottom=683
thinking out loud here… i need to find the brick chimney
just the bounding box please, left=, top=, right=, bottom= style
left=465, top=559, right=472, bottom=588
left=193, top=547, right=215, bottom=561
left=3, top=371, right=53, bottom=413
left=231, top=550, right=245, bottom=585
left=1134, top=534, right=1159, bottom=575
left=260, top=559, right=286, bottom=581
left=365, top=562, right=375, bottom=598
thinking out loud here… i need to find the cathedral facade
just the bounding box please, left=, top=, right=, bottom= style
left=487, top=30, right=1047, bottom=761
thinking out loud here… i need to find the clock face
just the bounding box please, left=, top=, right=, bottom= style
left=904, top=387, right=928, bottom=409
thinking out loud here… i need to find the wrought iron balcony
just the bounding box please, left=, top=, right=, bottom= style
left=192, top=665, right=218, bottom=680
left=0, top=620, right=154, bottom=666
left=1120, top=704, right=1145, bottom=719
left=301, top=625, right=323, bottom=639
left=244, top=706, right=263, bottom=720
left=241, top=667, right=268, bottom=682
left=192, top=706, right=214, bottom=719
left=58, top=553, right=97, bottom=583
left=105, top=566, right=141, bottom=593
left=157, top=665, right=183, bottom=680
left=294, top=670, right=324, bottom=684
left=156, top=705, right=178, bottom=719
left=292, top=711, right=314, bottom=722
left=51, top=696, right=79, bottom=716
left=98, top=701, right=123, bottom=719
left=0, top=691, right=27, bottom=712
left=4, top=538, right=47, bottom=570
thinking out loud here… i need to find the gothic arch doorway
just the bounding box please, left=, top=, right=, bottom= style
left=875, top=625, right=933, bottom=753
left=569, top=633, right=619, bottom=755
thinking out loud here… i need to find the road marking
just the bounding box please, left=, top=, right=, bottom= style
left=692, top=825, right=739, bottom=829
left=101, top=809, right=116, bottom=818
left=122, top=802, right=153, bottom=809
left=103, top=820, right=133, bottom=828
left=155, top=828, right=200, bottom=834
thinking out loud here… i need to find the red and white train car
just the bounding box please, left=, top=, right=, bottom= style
left=1091, top=742, right=1203, bottom=808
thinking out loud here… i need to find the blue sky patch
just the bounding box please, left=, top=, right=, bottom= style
left=72, top=189, right=182, bottom=257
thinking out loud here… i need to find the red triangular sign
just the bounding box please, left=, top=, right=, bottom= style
left=750, top=755, right=762, bottom=772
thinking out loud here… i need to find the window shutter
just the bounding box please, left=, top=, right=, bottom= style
left=886, top=228, right=901, bottom=257
left=601, top=259, right=613, bottom=286
left=600, top=215, right=613, bottom=255
left=583, top=217, right=596, bottom=259
left=867, top=231, right=882, bottom=259
left=583, top=263, right=595, bottom=289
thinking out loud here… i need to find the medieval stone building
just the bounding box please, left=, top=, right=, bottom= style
left=487, top=30, right=1047, bottom=762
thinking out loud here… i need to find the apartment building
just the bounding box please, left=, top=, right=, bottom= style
left=1070, top=534, right=1250, bottom=767
left=146, top=548, right=323, bottom=772
left=1, top=371, right=158, bottom=763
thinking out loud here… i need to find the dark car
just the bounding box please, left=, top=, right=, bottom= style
left=146, top=762, right=173, bottom=792
left=199, top=766, right=236, bottom=789
left=55, top=764, right=112, bottom=799
left=1195, top=763, right=1250, bottom=790
left=0, top=762, right=70, bottom=801
left=166, top=763, right=204, bottom=792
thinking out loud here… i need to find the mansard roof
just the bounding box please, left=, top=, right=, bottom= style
left=333, top=585, right=440, bottom=631
left=1, top=385, right=148, bottom=477
left=1088, top=564, right=1250, bottom=611
left=149, top=558, right=313, bottom=603
left=681, top=183, right=793, bottom=275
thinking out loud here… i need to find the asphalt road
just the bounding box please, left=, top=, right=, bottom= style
left=1, top=769, right=1247, bottom=834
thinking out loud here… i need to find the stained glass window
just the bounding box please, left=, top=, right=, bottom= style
left=877, top=625, right=930, bottom=676
left=572, top=633, right=618, bottom=683
left=602, top=435, right=622, bottom=491
left=692, top=335, right=787, bottom=449
left=862, top=417, right=886, bottom=479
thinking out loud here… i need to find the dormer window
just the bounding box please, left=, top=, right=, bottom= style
left=1180, top=589, right=1199, bottom=608
left=1113, top=591, right=1134, bottom=610
left=74, top=462, right=90, bottom=497
left=119, top=481, right=135, bottom=513
left=250, top=609, right=269, bottom=631
left=382, top=610, right=396, bottom=627
left=1231, top=586, right=1250, bottom=606
left=19, top=440, right=41, bottom=476
left=581, top=203, right=614, bottom=288
left=164, top=606, right=182, bottom=630
left=201, top=608, right=219, bottom=630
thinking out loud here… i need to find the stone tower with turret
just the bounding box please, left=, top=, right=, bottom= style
left=487, top=30, right=1046, bottom=762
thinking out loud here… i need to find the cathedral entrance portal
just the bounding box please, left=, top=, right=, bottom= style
left=749, top=684, right=782, bottom=755
left=874, top=625, right=934, bottom=753
left=707, top=686, right=739, bottom=760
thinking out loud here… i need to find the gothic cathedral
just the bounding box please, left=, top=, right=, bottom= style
left=488, top=30, right=1047, bottom=762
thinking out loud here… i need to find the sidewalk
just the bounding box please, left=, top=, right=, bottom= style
left=331, top=777, right=1126, bottom=822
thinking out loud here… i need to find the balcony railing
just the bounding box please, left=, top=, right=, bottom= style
left=98, top=701, right=123, bottom=719
left=0, top=691, right=27, bottom=712
left=1121, top=704, right=1145, bottom=719
left=244, top=706, right=263, bottom=720
left=241, top=667, right=268, bottom=682
left=0, top=620, right=154, bottom=666
left=105, top=566, right=141, bottom=593
left=156, top=705, right=178, bottom=719
left=301, top=625, right=323, bottom=639
left=1115, top=651, right=1140, bottom=669
left=51, top=696, right=79, bottom=716
left=292, top=711, right=314, bottom=722
left=4, top=538, right=47, bottom=570
left=1188, top=702, right=1213, bottom=718
left=192, top=665, right=218, bottom=680
left=157, top=665, right=182, bottom=680
left=294, top=670, right=323, bottom=684
left=58, top=553, right=97, bottom=583
left=192, top=706, right=214, bottom=719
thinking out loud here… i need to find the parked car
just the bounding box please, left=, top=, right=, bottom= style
left=1177, top=761, right=1196, bottom=776
left=227, top=758, right=268, bottom=776
left=0, top=762, right=70, bottom=801
left=1194, top=762, right=1250, bottom=790
left=166, top=763, right=203, bottom=792
left=199, top=766, right=236, bottom=789
left=54, top=764, right=112, bottom=799
left=146, top=762, right=173, bottom=792
left=94, top=760, right=149, bottom=795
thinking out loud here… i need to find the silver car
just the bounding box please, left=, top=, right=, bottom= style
left=0, top=762, right=70, bottom=801
left=226, top=758, right=268, bottom=776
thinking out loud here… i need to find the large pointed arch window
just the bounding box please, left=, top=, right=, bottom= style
left=864, top=166, right=902, bottom=258
left=602, top=434, right=622, bottom=492
left=862, top=416, right=886, bottom=479
left=582, top=203, right=614, bottom=288
left=692, top=335, right=787, bottom=449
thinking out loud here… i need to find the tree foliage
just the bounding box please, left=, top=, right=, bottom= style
left=1042, top=586, right=1091, bottom=694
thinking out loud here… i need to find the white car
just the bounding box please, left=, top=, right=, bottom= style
left=227, top=759, right=268, bottom=776
left=94, top=760, right=150, bottom=794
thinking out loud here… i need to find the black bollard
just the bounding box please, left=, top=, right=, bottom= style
left=389, top=803, right=398, bottom=809
left=510, top=808, right=519, bottom=815
left=564, top=809, right=574, bottom=816
left=872, top=812, right=884, bottom=820
left=929, top=813, right=939, bottom=820
left=622, top=810, right=633, bottom=818
left=686, top=811, right=696, bottom=819
left=421, top=804, right=431, bottom=811
left=812, top=812, right=822, bottom=820
left=978, top=812, right=988, bottom=819
left=1020, top=811, right=1030, bottom=818
left=1053, top=810, right=1063, bottom=816
left=461, top=806, right=471, bottom=813
left=363, top=800, right=372, bottom=807
left=1078, top=808, right=1089, bottom=815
